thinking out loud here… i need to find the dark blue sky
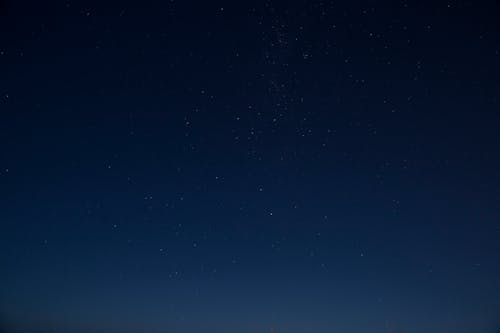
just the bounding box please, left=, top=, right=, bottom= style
left=1, top=1, right=500, bottom=333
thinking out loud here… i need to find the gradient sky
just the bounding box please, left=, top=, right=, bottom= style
left=1, top=1, right=500, bottom=333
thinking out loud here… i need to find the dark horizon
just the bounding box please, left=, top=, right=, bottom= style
left=1, top=1, right=500, bottom=333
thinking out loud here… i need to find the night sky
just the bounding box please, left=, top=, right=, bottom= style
left=1, top=1, right=500, bottom=333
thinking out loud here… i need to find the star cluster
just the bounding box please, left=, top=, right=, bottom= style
left=1, top=1, right=500, bottom=333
